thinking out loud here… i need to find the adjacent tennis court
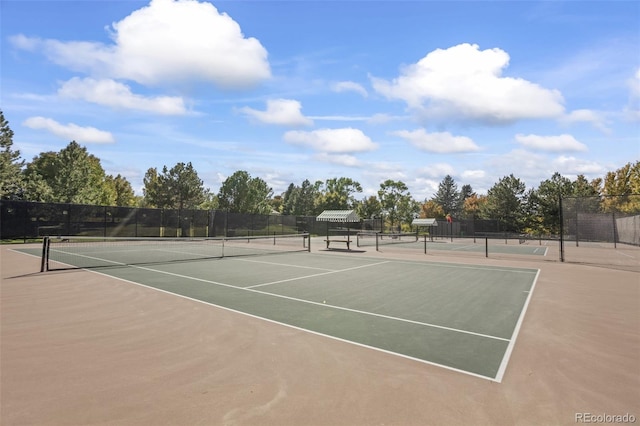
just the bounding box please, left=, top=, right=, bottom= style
left=356, top=232, right=549, bottom=256
left=19, top=235, right=539, bottom=381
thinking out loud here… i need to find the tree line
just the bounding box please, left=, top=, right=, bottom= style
left=1, top=110, right=638, bottom=234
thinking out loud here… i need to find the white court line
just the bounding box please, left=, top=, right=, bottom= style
left=451, top=244, right=478, bottom=251
left=246, top=261, right=391, bottom=289
left=385, top=258, right=538, bottom=275
left=617, top=250, right=635, bottom=259
left=533, top=247, right=549, bottom=256
left=229, top=257, right=336, bottom=272
left=494, top=268, right=541, bottom=383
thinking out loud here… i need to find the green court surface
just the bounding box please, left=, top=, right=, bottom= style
left=20, top=246, right=539, bottom=382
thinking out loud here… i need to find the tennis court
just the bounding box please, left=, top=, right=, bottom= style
left=356, top=233, right=550, bottom=257
left=19, top=235, right=539, bottom=381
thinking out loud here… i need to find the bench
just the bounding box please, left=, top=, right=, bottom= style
left=324, top=239, right=352, bottom=250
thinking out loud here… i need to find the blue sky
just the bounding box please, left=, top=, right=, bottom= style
left=2, top=0, right=639, bottom=201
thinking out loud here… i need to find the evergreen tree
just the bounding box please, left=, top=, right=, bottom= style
left=483, top=174, right=528, bottom=232
left=143, top=162, right=209, bottom=209
left=433, top=175, right=460, bottom=216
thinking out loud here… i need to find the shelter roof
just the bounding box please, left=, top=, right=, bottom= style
left=316, top=210, right=360, bottom=222
left=412, top=218, right=438, bottom=226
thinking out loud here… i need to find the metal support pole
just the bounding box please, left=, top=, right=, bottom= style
left=559, top=196, right=565, bottom=262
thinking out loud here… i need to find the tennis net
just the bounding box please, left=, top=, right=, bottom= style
left=41, top=233, right=310, bottom=271
left=356, top=231, right=419, bottom=248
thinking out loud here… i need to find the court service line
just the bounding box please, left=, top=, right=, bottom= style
left=228, top=257, right=337, bottom=272
left=450, top=244, right=478, bottom=251
left=245, top=261, right=390, bottom=289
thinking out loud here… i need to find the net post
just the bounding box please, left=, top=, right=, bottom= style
left=40, top=237, right=49, bottom=272
left=376, top=232, right=379, bottom=251
left=485, top=237, right=488, bottom=258
left=424, top=234, right=427, bottom=254
left=306, top=233, right=311, bottom=252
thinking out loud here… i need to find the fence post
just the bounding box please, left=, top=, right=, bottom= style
left=485, top=237, right=488, bottom=258
left=612, top=211, right=617, bottom=249
left=559, top=196, right=565, bottom=262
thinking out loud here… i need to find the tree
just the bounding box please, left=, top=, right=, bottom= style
left=461, top=194, right=486, bottom=218
left=298, top=179, right=322, bottom=215
left=458, top=184, right=474, bottom=215
left=356, top=195, right=382, bottom=220
left=105, top=174, right=136, bottom=207
left=281, top=183, right=297, bottom=215
left=142, top=167, right=164, bottom=207
left=572, top=174, right=601, bottom=198
left=530, top=172, right=573, bottom=234
left=601, top=161, right=640, bottom=213
left=0, top=111, right=24, bottom=199
left=217, top=170, right=273, bottom=214
left=378, top=180, right=414, bottom=231
left=270, top=195, right=283, bottom=213
left=421, top=199, right=445, bottom=218
left=433, top=175, right=460, bottom=216
left=143, top=162, right=208, bottom=209
left=316, top=177, right=362, bottom=211
left=23, top=141, right=115, bottom=204
left=483, top=174, right=528, bottom=232
left=281, top=179, right=322, bottom=216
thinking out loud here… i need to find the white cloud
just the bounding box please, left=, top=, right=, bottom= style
left=391, top=128, right=481, bottom=153
left=488, top=149, right=550, bottom=182
left=8, top=34, right=40, bottom=51
left=331, top=81, right=368, bottom=97
left=239, top=99, right=313, bottom=126
left=314, top=153, right=361, bottom=167
left=552, top=155, right=606, bottom=175
left=461, top=170, right=486, bottom=180
left=367, top=113, right=409, bottom=125
left=11, top=0, right=270, bottom=88
left=283, top=128, right=378, bottom=153
left=308, top=115, right=369, bottom=122
left=630, top=68, right=640, bottom=98
left=23, top=116, right=115, bottom=144
left=560, top=109, right=610, bottom=133
left=371, top=43, right=565, bottom=124
left=58, top=77, right=187, bottom=115
left=416, top=163, right=455, bottom=178
left=515, top=133, right=588, bottom=152
left=625, top=68, right=640, bottom=122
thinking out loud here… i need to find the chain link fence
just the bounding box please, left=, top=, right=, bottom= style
left=560, top=195, right=639, bottom=268
left=0, top=200, right=382, bottom=241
